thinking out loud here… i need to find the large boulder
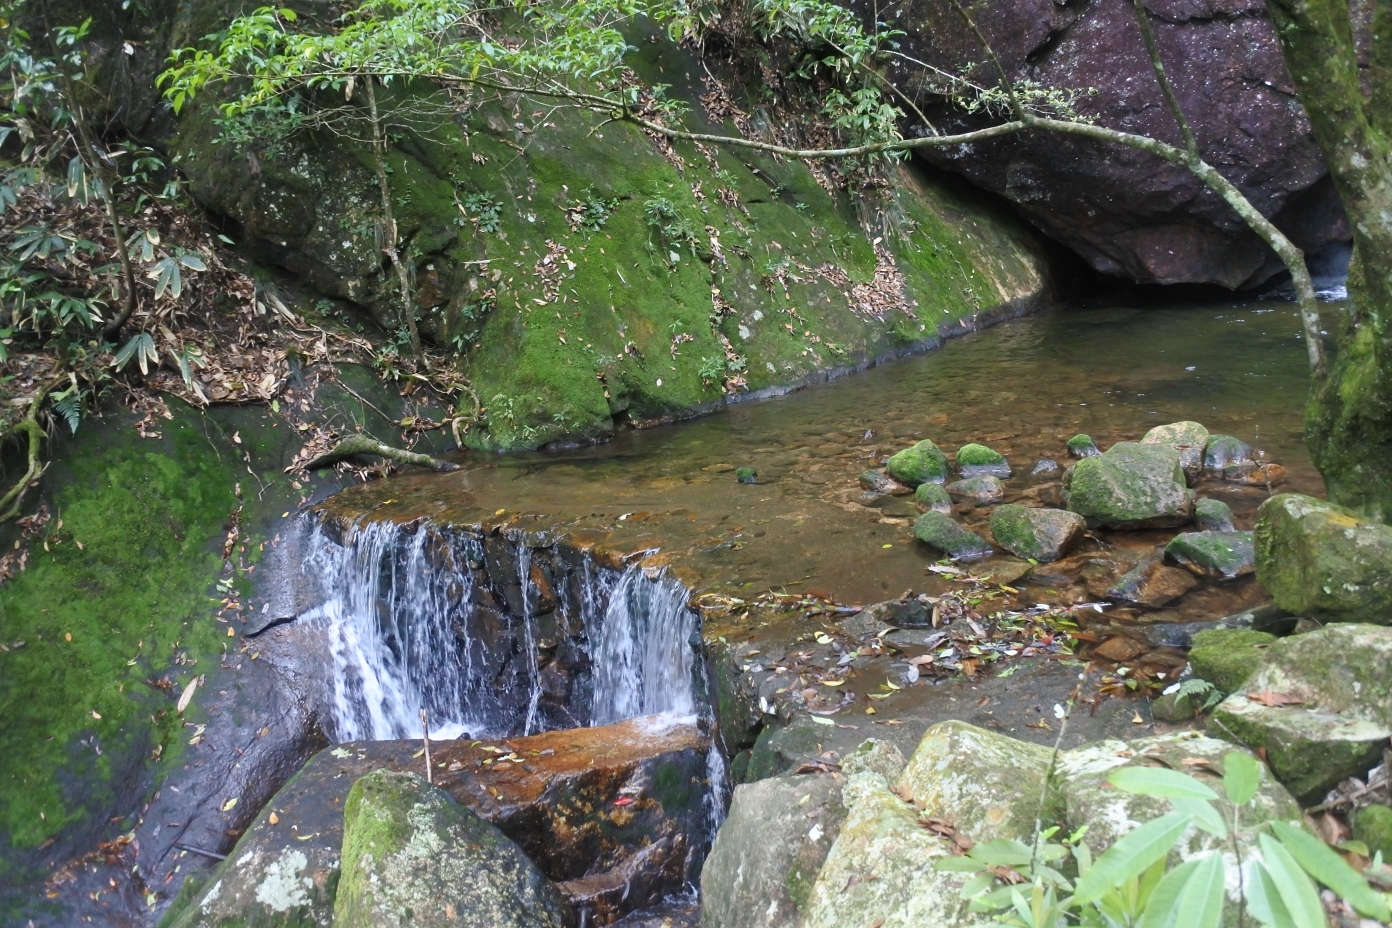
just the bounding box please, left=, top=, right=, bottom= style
left=989, top=504, right=1086, bottom=562
left=335, top=770, right=574, bottom=928
left=859, top=0, right=1346, bottom=289
left=1142, top=421, right=1209, bottom=483
left=1164, top=530, right=1255, bottom=580
left=1187, top=627, right=1276, bottom=694
left=1212, top=624, right=1392, bottom=801
left=700, top=773, right=846, bottom=928
left=1255, top=493, right=1392, bottom=623
left=1064, top=442, right=1194, bottom=529
left=887, top=440, right=951, bottom=487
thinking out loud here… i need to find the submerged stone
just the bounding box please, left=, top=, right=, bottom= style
left=955, top=443, right=1011, bottom=478
left=914, top=481, right=953, bottom=513
left=1194, top=497, right=1235, bottom=532
left=1224, top=461, right=1288, bottom=487
left=945, top=474, right=1004, bottom=503
left=1255, top=493, right=1392, bottom=623
left=1106, top=558, right=1198, bottom=607
left=859, top=469, right=903, bottom=495
left=885, top=440, right=950, bottom=487
left=1187, top=628, right=1276, bottom=694
left=1164, top=530, right=1255, bottom=580
left=735, top=467, right=757, bottom=484
left=989, top=504, right=1086, bottom=562
left=1212, top=624, right=1392, bottom=800
left=1030, top=458, right=1061, bottom=477
left=1203, top=434, right=1254, bottom=473
left=1063, top=441, right=1194, bottom=529
left=912, top=512, right=992, bottom=560
left=1066, top=434, right=1101, bottom=458
left=335, top=770, right=573, bottom=928
left=700, top=774, right=846, bottom=928
left=1142, top=420, right=1209, bottom=482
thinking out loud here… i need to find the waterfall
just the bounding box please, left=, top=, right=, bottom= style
left=516, top=544, right=543, bottom=735
left=590, top=567, right=699, bottom=726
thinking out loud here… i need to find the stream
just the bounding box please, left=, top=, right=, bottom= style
left=287, top=296, right=1324, bottom=925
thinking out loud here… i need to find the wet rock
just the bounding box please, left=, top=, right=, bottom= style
left=896, top=721, right=1056, bottom=844
left=1066, top=434, right=1100, bottom=458
left=945, top=475, right=1004, bottom=503
left=736, top=468, right=757, bottom=484
left=335, top=770, right=573, bottom=928
left=1106, top=558, right=1199, bottom=607
left=989, top=504, right=1086, bottom=562
left=1194, top=497, right=1236, bottom=532
left=856, top=595, right=936, bottom=629
left=954, top=443, right=1011, bottom=478
left=1030, top=458, right=1060, bottom=477
left=869, top=495, right=919, bottom=519
left=971, top=558, right=1034, bottom=586
left=1164, top=530, right=1256, bottom=580
left=885, top=440, right=950, bottom=487
left=1203, top=434, right=1254, bottom=474
left=914, top=481, right=952, bottom=513
left=1136, top=604, right=1295, bottom=650
left=1212, top=624, right=1392, bottom=800
left=859, top=469, right=905, bottom=495
left=912, top=512, right=993, bottom=560
left=700, top=774, right=846, bottom=928
left=1255, top=493, right=1392, bottom=623
left=1353, top=804, right=1392, bottom=859
left=1224, top=461, right=1288, bottom=487
left=1142, top=421, right=1209, bottom=482
left=1093, top=634, right=1148, bottom=662
left=1064, top=442, right=1194, bottom=529
left=1187, top=628, right=1277, bottom=694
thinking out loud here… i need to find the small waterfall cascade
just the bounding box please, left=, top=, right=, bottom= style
left=590, top=567, right=699, bottom=726
left=299, top=517, right=704, bottom=743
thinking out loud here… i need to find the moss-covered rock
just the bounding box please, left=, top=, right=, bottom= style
left=945, top=475, right=1004, bottom=503
left=735, top=467, right=758, bottom=485
left=336, top=769, right=573, bottom=928
left=1063, top=441, right=1194, bottom=529
left=1142, top=420, right=1209, bottom=482
left=700, top=773, right=846, bottom=928
left=1353, top=804, right=1392, bottom=859
left=1066, top=434, right=1100, bottom=458
left=1212, top=624, right=1392, bottom=801
left=887, top=440, right=950, bottom=487
left=914, top=481, right=953, bottom=513
left=955, top=443, right=1011, bottom=478
left=912, top=512, right=992, bottom=560
left=1187, top=628, right=1276, bottom=694
left=1194, top=497, right=1235, bottom=532
left=988, top=504, right=1086, bottom=562
left=1254, top=493, right=1392, bottom=623
left=1203, top=434, right=1254, bottom=474
left=1164, top=530, right=1255, bottom=580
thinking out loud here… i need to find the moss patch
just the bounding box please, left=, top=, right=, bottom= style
left=1188, top=629, right=1276, bottom=695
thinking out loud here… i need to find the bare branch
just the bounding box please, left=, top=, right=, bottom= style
left=1128, top=0, right=1199, bottom=154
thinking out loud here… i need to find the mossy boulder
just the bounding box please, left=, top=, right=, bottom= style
left=1203, top=434, right=1254, bottom=474
left=1353, top=804, right=1392, bottom=859
left=335, top=769, right=573, bottom=928
left=700, top=773, right=845, bottom=928
left=1066, top=434, right=1101, bottom=458
left=912, top=512, right=992, bottom=560
left=1187, top=628, right=1276, bottom=694
left=1142, top=420, right=1209, bottom=482
left=1254, top=493, right=1392, bottom=623
left=945, top=474, right=1004, bottom=503
left=955, top=443, right=1011, bottom=478
left=1212, top=624, right=1392, bottom=801
left=886, top=440, right=950, bottom=487
left=989, top=504, right=1086, bottom=562
left=1164, top=530, right=1255, bottom=580
left=914, top=481, right=953, bottom=513
left=1194, top=497, right=1235, bottom=532
left=1063, top=441, right=1194, bottom=529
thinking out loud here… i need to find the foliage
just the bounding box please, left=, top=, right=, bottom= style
left=461, top=192, right=504, bottom=234
left=937, top=752, right=1392, bottom=927
left=642, top=195, right=701, bottom=256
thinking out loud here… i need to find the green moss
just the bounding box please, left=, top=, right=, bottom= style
left=0, top=412, right=237, bottom=870
left=886, top=440, right=949, bottom=486
left=912, top=511, right=992, bottom=560
left=956, top=443, right=1006, bottom=467
left=914, top=482, right=951, bottom=512
left=1188, top=629, right=1276, bottom=695
left=1066, top=434, right=1100, bottom=457
left=1353, top=804, right=1392, bottom=859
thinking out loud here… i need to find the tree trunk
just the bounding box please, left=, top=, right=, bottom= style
left=1266, top=0, right=1392, bottom=521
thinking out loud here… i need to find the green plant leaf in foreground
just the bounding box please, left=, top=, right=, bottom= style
left=1258, top=833, right=1331, bottom=928
left=1140, top=858, right=1200, bottom=928
left=1223, top=750, right=1261, bottom=805
left=1172, top=853, right=1226, bottom=928
left=1074, top=812, right=1193, bottom=905
left=1108, top=766, right=1220, bottom=801
left=1271, top=820, right=1392, bottom=920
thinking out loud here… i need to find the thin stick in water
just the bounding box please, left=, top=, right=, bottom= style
left=421, top=708, right=432, bottom=785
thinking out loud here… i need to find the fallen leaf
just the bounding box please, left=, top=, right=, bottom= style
left=822, top=679, right=845, bottom=687
left=64, top=632, right=72, bottom=642
left=176, top=677, right=198, bottom=714
left=222, top=797, right=238, bottom=812
left=91, top=710, right=101, bottom=719
left=1247, top=690, right=1304, bottom=708
left=268, top=812, right=279, bottom=825
left=613, top=796, right=634, bottom=807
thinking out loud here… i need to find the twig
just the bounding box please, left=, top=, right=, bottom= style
left=304, top=433, right=460, bottom=473
left=173, top=842, right=228, bottom=861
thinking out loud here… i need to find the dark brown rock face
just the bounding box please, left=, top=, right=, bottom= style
left=859, top=0, right=1349, bottom=287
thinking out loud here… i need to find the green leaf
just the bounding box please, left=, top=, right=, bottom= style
left=1170, top=797, right=1227, bottom=839
left=1271, top=820, right=1392, bottom=920
left=1258, top=833, right=1330, bottom=928
left=1074, top=813, right=1193, bottom=905
left=112, top=332, right=158, bottom=376
left=1223, top=751, right=1261, bottom=805
left=1108, top=766, right=1220, bottom=801
left=967, top=838, right=1034, bottom=869
left=178, top=253, right=207, bottom=271
left=1172, top=853, right=1226, bottom=928
left=1140, top=859, right=1200, bottom=928
left=1246, top=859, right=1298, bottom=928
